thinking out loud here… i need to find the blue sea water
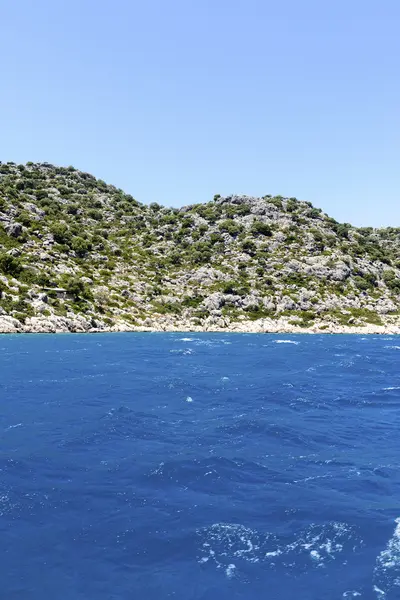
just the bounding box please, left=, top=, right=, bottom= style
left=1, top=333, right=400, bottom=599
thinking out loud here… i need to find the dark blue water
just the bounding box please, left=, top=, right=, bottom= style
left=1, top=333, right=400, bottom=599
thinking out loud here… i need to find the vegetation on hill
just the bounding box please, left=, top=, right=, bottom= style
left=0, top=161, right=399, bottom=331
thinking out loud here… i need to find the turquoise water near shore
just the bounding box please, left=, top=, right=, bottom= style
left=1, top=333, right=400, bottom=599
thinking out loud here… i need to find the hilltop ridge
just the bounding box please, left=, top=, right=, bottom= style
left=0, top=161, right=400, bottom=333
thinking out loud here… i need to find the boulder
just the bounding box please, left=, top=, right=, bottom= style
left=276, top=297, right=297, bottom=312
left=6, top=222, right=22, bottom=238
left=201, top=292, right=226, bottom=311
left=6, top=248, right=21, bottom=257
left=0, top=316, right=22, bottom=333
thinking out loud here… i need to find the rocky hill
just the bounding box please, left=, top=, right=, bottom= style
left=0, top=161, right=400, bottom=333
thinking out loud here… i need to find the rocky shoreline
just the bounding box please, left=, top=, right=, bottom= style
left=0, top=314, right=399, bottom=335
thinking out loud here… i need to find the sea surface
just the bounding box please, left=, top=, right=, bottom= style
left=1, top=333, right=400, bottom=599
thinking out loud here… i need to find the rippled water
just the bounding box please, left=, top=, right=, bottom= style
left=1, top=333, right=400, bottom=599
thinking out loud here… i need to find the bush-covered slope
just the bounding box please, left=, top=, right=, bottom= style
left=0, top=161, right=400, bottom=332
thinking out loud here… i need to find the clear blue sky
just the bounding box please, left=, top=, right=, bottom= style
left=1, top=0, right=399, bottom=226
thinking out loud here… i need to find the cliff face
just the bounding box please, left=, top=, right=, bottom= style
left=0, top=161, right=400, bottom=333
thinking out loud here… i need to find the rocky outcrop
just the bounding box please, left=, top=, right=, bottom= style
left=0, top=316, right=23, bottom=333
left=6, top=222, right=22, bottom=238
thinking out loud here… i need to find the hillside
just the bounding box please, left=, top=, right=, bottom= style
left=0, top=161, right=400, bottom=333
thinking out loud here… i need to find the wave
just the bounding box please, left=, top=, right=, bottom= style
left=337, top=389, right=400, bottom=409
left=147, top=456, right=293, bottom=488
left=216, top=418, right=342, bottom=450
left=60, top=407, right=166, bottom=448
left=197, top=521, right=361, bottom=576
left=373, top=518, right=400, bottom=598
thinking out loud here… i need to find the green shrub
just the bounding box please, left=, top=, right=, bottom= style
left=243, top=307, right=275, bottom=320
left=353, top=276, right=370, bottom=291
left=168, top=252, right=182, bottom=265
left=152, top=301, right=181, bottom=315
left=219, top=219, right=243, bottom=236
left=269, top=196, right=283, bottom=209
left=13, top=298, right=34, bottom=317
left=51, top=223, right=71, bottom=245
left=350, top=308, right=383, bottom=326
left=307, top=208, right=321, bottom=219
left=209, top=232, right=223, bottom=245
left=383, top=270, right=400, bottom=292
left=333, top=223, right=350, bottom=239
left=65, top=277, right=93, bottom=300
left=241, top=239, right=256, bottom=255
left=0, top=253, right=22, bottom=276
left=36, top=189, right=48, bottom=200
left=182, top=296, right=203, bottom=308
left=71, top=236, right=91, bottom=257
left=222, top=281, right=237, bottom=294
left=66, top=204, right=79, bottom=215
left=286, top=198, right=298, bottom=212
left=87, top=209, right=103, bottom=221
left=250, top=221, right=272, bottom=236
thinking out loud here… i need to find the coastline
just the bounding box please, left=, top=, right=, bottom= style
left=0, top=315, right=399, bottom=335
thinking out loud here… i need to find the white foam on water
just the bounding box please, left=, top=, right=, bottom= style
left=277, top=522, right=349, bottom=568
left=383, top=387, right=400, bottom=391
left=293, top=473, right=332, bottom=484
left=225, top=564, right=236, bottom=578
left=373, top=517, right=400, bottom=598
left=5, top=423, right=23, bottom=430
left=274, top=340, right=300, bottom=345
left=384, top=346, right=400, bottom=350
left=338, top=359, right=355, bottom=368
left=179, top=337, right=195, bottom=341
left=192, top=339, right=222, bottom=347
left=150, top=462, right=164, bottom=476
left=343, top=592, right=362, bottom=598
left=376, top=519, right=400, bottom=569
left=0, top=493, right=10, bottom=509
left=185, top=396, right=193, bottom=403
left=265, top=549, right=283, bottom=557
left=170, top=348, right=194, bottom=355
left=0, top=493, right=16, bottom=517
left=197, top=521, right=357, bottom=574
left=197, top=523, right=262, bottom=569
